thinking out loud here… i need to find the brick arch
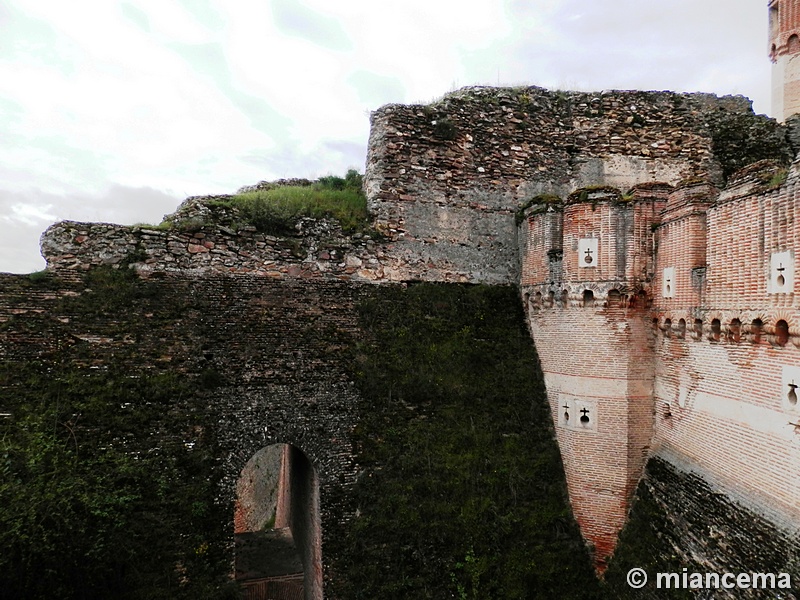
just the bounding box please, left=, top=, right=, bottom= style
left=788, top=33, right=800, bottom=53
left=218, top=382, right=360, bottom=600
left=727, top=317, right=743, bottom=343
left=662, top=317, right=673, bottom=336
left=676, top=317, right=687, bottom=338
left=769, top=309, right=798, bottom=332
left=606, top=288, right=624, bottom=308
left=233, top=442, right=323, bottom=600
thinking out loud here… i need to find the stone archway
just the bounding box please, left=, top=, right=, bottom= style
left=234, top=444, right=322, bottom=600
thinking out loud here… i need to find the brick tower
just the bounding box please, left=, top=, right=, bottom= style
left=769, top=0, right=800, bottom=120
left=519, top=185, right=665, bottom=571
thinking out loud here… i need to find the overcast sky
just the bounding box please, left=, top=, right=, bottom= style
left=0, top=0, right=773, bottom=273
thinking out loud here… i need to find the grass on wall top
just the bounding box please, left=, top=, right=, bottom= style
left=219, top=170, right=368, bottom=235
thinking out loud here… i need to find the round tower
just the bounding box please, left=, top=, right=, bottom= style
left=769, top=0, right=800, bottom=121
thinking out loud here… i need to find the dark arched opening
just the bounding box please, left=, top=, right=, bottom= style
left=582, top=289, right=594, bottom=308
left=776, top=319, right=790, bottom=347
left=710, top=319, right=721, bottom=342
left=729, top=318, right=741, bottom=343
left=607, top=289, right=623, bottom=308
left=677, top=318, right=686, bottom=339
left=751, top=318, right=764, bottom=344
left=235, top=444, right=322, bottom=600
left=693, top=318, right=703, bottom=340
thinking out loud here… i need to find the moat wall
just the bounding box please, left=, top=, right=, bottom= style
left=0, top=271, right=599, bottom=598
left=3, top=84, right=800, bottom=597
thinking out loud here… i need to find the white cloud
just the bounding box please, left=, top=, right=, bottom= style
left=0, top=0, right=778, bottom=272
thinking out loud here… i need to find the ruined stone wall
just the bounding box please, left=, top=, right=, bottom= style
left=40, top=198, right=390, bottom=282
left=365, top=86, right=787, bottom=283
left=0, top=271, right=367, bottom=597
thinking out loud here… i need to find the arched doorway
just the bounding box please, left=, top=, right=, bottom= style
left=235, top=444, right=322, bottom=600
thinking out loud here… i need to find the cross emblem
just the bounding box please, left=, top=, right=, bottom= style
left=584, top=247, right=594, bottom=264
left=563, top=403, right=570, bottom=420
left=580, top=408, right=590, bottom=423
left=777, top=262, right=787, bottom=287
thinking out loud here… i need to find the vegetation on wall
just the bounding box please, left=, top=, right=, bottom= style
left=515, top=194, right=562, bottom=225
left=210, top=170, right=368, bottom=235
left=2, top=270, right=609, bottom=599
left=329, top=283, right=601, bottom=599
left=705, top=112, right=793, bottom=181
left=601, top=475, right=696, bottom=600
left=0, top=269, right=235, bottom=600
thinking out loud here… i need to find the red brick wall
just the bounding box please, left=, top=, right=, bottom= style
left=650, top=166, right=800, bottom=535
left=650, top=331, right=800, bottom=520
left=652, top=183, right=716, bottom=310
left=520, top=209, right=561, bottom=287
left=527, top=306, right=655, bottom=571
left=770, top=0, right=800, bottom=60
left=523, top=166, right=800, bottom=570
left=522, top=192, right=661, bottom=570
left=705, top=173, right=799, bottom=312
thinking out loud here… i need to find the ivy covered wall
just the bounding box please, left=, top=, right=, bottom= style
left=0, top=269, right=599, bottom=599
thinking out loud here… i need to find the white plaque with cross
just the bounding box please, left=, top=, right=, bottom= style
left=557, top=395, right=598, bottom=432
left=769, top=251, right=794, bottom=294
left=578, top=238, right=598, bottom=268
left=782, top=365, right=800, bottom=413
left=662, top=267, right=675, bottom=298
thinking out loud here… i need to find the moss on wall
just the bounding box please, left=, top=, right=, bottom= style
left=328, top=283, right=601, bottom=599
left=1, top=271, right=602, bottom=599
left=603, top=457, right=800, bottom=599
left=0, top=268, right=237, bottom=600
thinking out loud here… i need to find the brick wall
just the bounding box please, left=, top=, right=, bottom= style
left=526, top=304, right=655, bottom=571
left=650, top=161, right=800, bottom=540
left=522, top=156, right=800, bottom=571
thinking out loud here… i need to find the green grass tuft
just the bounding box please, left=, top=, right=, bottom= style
left=225, top=170, right=368, bottom=235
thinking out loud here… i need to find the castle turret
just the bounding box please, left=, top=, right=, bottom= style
left=520, top=185, right=666, bottom=571
left=769, top=0, right=800, bottom=121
